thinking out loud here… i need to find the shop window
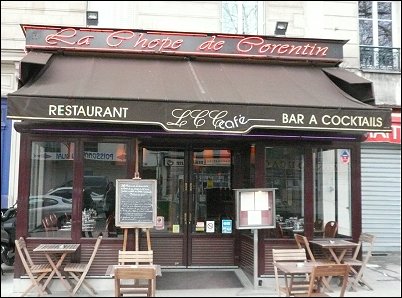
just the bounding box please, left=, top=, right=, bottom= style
left=313, top=148, right=352, bottom=237
left=221, top=1, right=263, bottom=34
left=264, top=147, right=304, bottom=238
left=141, top=149, right=184, bottom=234
left=358, top=1, right=400, bottom=71
left=82, top=142, right=128, bottom=239
left=28, top=141, right=74, bottom=237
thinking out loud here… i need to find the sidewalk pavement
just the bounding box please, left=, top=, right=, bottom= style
left=1, top=252, right=400, bottom=297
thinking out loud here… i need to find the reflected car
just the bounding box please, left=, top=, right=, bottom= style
left=46, top=187, right=104, bottom=212
left=28, top=195, right=72, bottom=231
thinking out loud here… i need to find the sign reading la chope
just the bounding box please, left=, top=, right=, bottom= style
left=23, top=25, right=344, bottom=61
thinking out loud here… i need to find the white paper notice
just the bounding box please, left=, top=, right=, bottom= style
left=254, top=191, right=269, bottom=210
left=240, top=192, right=255, bottom=211
left=206, top=221, right=215, bottom=233
left=247, top=210, right=262, bottom=225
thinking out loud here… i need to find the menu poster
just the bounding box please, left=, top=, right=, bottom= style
left=115, top=179, right=157, bottom=228
left=235, top=188, right=276, bottom=229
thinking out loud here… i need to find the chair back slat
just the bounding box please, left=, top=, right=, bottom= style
left=272, top=248, right=308, bottom=295
left=294, top=234, right=316, bottom=262
left=323, top=221, right=338, bottom=238
left=272, top=248, right=307, bottom=262
left=15, top=237, right=34, bottom=268
left=118, top=250, right=153, bottom=265
left=307, top=264, right=349, bottom=297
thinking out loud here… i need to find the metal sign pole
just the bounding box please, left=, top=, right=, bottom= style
left=253, top=229, right=258, bottom=289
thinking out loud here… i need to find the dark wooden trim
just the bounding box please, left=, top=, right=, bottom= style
left=304, top=147, right=314, bottom=239
left=351, top=142, right=362, bottom=242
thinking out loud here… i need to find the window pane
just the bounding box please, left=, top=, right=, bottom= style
left=222, top=1, right=238, bottom=33
left=313, top=149, right=352, bottom=237
left=378, top=20, right=392, bottom=47
left=359, top=20, right=373, bottom=45
left=141, top=149, right=184, bottom=234
left=242, top=1, right=258, bottom=34
left=378, top=2, right=392, bottom=20
left=83, top=142, right=128, bottom=239
left=192, top=150, right=232, bottom=234
left=358, top=1, right=372, bottom=18
left=265, top=147, right=304, bottom=238
left=360, top=46, right=374, bottom=68
left=29, top=141, right=74, bottom=238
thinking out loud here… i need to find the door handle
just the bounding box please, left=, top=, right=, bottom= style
left=184, top=212, right=187, bottom=224
left=189, top=213, right=192, bottom=225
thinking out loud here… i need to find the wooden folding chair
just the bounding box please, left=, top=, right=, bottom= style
left=342, top=232, right=375, bottom=291
left=114, top=267, right=156, bottom=297
left=323, top=221, right=338, bottom=238
left=15, top=237, right=53, bottom=297
left=63, top=235, right=102, bottom=296
left=42, top=214, right=58, bottom=236
left=118, top=250, right=154, bottom=265
left=294, top=234, right=335, bottom=263
left=272, top=248, right=310, bottom=296
left=294, top=264, right=350, bottom=297
left=294, top=233, right=334, bottom=291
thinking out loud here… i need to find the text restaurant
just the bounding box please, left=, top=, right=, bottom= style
left=8, top=25, right=391, bottom=278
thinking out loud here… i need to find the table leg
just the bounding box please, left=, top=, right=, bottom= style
left=43, top=253, right=72, bottom=294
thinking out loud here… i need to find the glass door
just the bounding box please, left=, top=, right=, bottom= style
left=141, top=146, right=234, bottom=267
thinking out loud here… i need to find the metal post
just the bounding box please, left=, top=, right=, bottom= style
left=253, top=229, right=258, bottom=289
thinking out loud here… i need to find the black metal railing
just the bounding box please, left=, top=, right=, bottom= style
left=360, top=46, right=400, bottom=72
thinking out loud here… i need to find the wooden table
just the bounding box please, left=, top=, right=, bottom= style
left=310, top=239, right=358, bottom=264
left=33, top=243, right=80, bottom=294
left=275, top=261, right=314, bottom=297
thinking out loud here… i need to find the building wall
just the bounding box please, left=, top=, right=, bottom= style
left=1, top=2, right=401, bottom=252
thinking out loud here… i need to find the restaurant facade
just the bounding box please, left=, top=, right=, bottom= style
left=8, top=25, right=392, bottom=278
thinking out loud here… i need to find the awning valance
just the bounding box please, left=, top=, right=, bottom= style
left=8, top=53, right=391, bottom=134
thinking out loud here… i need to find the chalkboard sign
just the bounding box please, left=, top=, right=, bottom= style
left=115, top=179, right=157, bottom=228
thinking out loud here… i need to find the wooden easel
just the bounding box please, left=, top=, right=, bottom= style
left=122, top=228, right=151, bottom=251
left=121, top=139, right=152, bottom=253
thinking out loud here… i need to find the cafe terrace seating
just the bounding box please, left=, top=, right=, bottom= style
left=118, top=250, right=154, bottom=265
left=15, top=237, right=53, bottom=296
left=114, top=266, right=157, bottom=297
left=342, top=232, right=376, bottom=291
left=272, top=248, right=310, bottom=296
left=294, top=234, right=335, bottom=264
left=294, top=264, right=350, bottom=297
left=63, top=235, right=102, bottom=296
left=323, top=221, right=338, bottom=238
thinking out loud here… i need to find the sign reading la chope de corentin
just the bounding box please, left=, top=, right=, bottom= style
left=17, top=25, right=391, bottom=134
left=23, top=25, right=344, bottom=61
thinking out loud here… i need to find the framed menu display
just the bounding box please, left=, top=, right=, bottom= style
left=235, top=188, right=276, bottom=229
left=115, top=179, right=157, bottom=228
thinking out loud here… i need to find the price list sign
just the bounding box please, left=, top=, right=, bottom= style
left=115, top=179, right=157, bottom=228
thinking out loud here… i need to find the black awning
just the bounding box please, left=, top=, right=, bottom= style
left=8, top=53, right=391, bottom=134
left=19, top=52, right=53, bottom=84
left=322, top=67, right=374, bottom=103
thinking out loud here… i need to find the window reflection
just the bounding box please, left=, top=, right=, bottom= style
left=82, top=142, right=128, bottom=239
left=29, top=141, right=74, bottom=237
left=313, top=149, right=352, bottom=237
left=141, top=149, right=184, bottom=233
left=222, top=1, right=259, bottom=34
left=28, top=141, right=128, bottom=239
left=265, top=147, right=304, bottom=238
